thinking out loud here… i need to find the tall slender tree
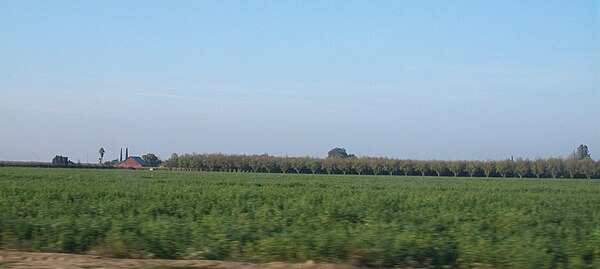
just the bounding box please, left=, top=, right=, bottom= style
left=98, top=148, right=105, bottom=163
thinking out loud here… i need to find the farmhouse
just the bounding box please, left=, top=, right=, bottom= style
left=116, top=156, right=147, bottom=168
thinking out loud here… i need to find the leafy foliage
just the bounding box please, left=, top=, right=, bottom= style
left=1, top=168, right=600, bottom=268
left=573, top=144, right=591, bottom=160
left=51, top=155, right=73, bottom=165
left=165, top=153, right=600, bottom=179
left=326, top=148, right=355, bottom=159
left=142, top=153, right=161, bottom=167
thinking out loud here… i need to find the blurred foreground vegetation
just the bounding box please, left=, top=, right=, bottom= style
left=1, top=168, right=599, bottom=268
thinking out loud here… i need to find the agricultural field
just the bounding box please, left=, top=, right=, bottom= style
left=0, top=168, right=599, bottom=268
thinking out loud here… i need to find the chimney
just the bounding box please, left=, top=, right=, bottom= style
left=126, top=148, right=128, bottom=159
left=120, top=148, right=123, bottom=162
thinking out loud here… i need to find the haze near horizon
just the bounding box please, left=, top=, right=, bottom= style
left=1, top=1, right=598, bottom=162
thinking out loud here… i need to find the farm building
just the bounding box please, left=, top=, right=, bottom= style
left=116, top=156, right=147, bottom=168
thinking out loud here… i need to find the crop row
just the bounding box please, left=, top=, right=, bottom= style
left=1, top=168, right=600, bottom=268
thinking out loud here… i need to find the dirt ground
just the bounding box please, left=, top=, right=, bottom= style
left=0, top=250, right=361, bottom=269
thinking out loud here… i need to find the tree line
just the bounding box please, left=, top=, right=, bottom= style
left=164, top=151, right=600, bottom=179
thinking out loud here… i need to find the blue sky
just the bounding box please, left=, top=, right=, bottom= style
left=1, top=1, right=598, bottom=162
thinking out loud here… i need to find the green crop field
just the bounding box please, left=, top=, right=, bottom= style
left=1, top=167, right=599, bottom=268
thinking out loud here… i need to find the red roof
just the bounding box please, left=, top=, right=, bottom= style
left=116, top=156, right=145, bottom=168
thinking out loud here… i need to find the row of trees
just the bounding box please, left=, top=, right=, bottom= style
left=164, top=153, right=600, bottom=179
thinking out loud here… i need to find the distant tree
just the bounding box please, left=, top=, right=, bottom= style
left=290, top=158, right=305, bottom=174
left=327, top=147, right=355, bottom=159
left=175, top=153, right=199, bottom=171
left=278, top=158, right=292, bottom=173
left=261, top=156, right=278, bottom=173
left=514, top=158, right=531, bottom=178
left=431, top=160, right=448, bottom=177
left=98, top=148, right=105, bottom=164
left=383, top=158, right=399, bottom=176
left=52, top=155, right=72, bottom=165
left=142, top=153, right=161, bottom=167
left=573, top=144, right=591, bottom=160
left=233, top=156, right=250, bottom=172
left=546, top=157, right=564, bottom=179
left=482, top=161, right=495, bottom=178
left=369, top=158, right=386, bottom=175
left=466, top=161, right=482, bottom=177
left=203, top=154, right=217, bottom=171
left=248, top=157, right=260, bottom=173
left=164, top=153, right=179, bottom=168
left=565, top=157, right=579, bottom=178
left=448, top=161, right=466, bottom=177
left=496, top=159, right=515, bottom=178
left=338, top=158, right=353, bottom=175
left=307, top=158, right=321, bottom=174
left=322, top=158, right=337, bottom=174
left=415, top=161, right=430, bottom=176
left=579, top=157, right=596, bottom=179
left=190, top=154, right=206, bottom=171
left=220, top=155, right=235, bottom=172
left=351, top=159, right=367, bottom=175
left=532, top=158, right=547, bottom=178
left=400, top=160, right=415, bottom=176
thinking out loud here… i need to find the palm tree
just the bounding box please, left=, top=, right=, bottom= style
left=99, top=148, right=105, bottom=163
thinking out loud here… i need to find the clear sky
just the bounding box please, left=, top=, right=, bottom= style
left=1, top=1, right=599, bottom=162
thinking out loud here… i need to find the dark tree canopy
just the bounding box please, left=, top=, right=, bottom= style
left=164, top=153, right=179, bottom=168
left=52, top=155, right=72, bottom=165
left=142, top=153, right=161, bottom=167
left=327, top=147, right=355, bottom=159
left=573, top=144, right=591, bottom=160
